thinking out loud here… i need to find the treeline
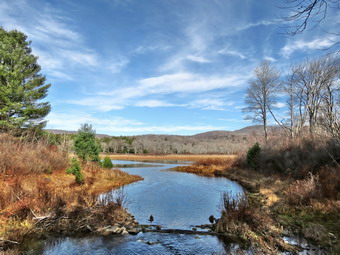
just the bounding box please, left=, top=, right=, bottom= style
left=46, top=132, right=250, bottom=155
left=46, top=127, right=277, bottom=155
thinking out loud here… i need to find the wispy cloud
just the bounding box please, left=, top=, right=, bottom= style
left=69, top=72, right=249, bottom=111
left=186, top=55, right=211, bottom=63
left=47, top=112, right=143, bottom=132
left=0, top=0, right=101, bottom=80
left=218, top=48, right=247, bottom=59
left=237, top=19, right=277, bottom=31
left=134, top=100, right=182, bottom=108
left=281, top=36, right=335, bottom=58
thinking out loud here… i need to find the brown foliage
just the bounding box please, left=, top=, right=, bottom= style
left=0, top=134, right=68, bottom=175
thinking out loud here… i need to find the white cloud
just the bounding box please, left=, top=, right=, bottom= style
left=237, top=19, right=277, bottom=31
left=281, top=37, right=335, bottom=58
left=264, top=56, right=276, bottom=62
left=134, top=100, right=181, bottom=108
left=69, top=71, right=250, bottom=111
left=137, top=72, right=246, bottom=94
left=47, top=112, right=143, bottom=132
left=186, top=55, right=211, bottom=63
left=132, top=44, right=172, bottom=55
left=0, top=0, right=100, bottom=79
left=218, top=48, right=246, bottom=59
left=273, top=102, right=286, bottom=108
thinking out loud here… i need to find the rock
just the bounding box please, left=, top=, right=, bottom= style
left=128, top=227, right=141, bottom=235
left=121, top=227, right=129, bottom=235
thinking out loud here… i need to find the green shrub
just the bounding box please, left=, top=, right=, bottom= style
left=246, top=142, right=261, bottom=170
left=66, top=158, right=84, bottom=184
left=73, top=123, right=101, bottom=162
left=101, top=156, right=113, bottom=168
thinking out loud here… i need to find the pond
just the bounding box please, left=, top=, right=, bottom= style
left=37, top=160, right=244, bottom=255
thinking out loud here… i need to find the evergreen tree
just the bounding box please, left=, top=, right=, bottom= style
left=0, top=27, right=51, bottom=133
left=74, top=123, right=101, bottom=162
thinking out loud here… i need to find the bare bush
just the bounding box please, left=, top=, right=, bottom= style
left=284, top=173, right=321, bottom=205
left=0, top=134, right=68, bottom=175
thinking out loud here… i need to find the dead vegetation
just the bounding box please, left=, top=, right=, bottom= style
left=0, top=134, right=142, bottom=252
left=173, top=138, right=340, bottom=253
left=173, top=157, right=236, bottom=176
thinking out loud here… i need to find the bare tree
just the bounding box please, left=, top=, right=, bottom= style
left=280, top=0, right=340, bottom=48
left=317, top=55, right=340, bottom=136
left=243, top=61, right=280, bottom=141
left=291, top=54, right=340, bottom=135
left=283, top=70, right=301, bottom=138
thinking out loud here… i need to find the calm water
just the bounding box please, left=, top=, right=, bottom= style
left=39, top=160, right=244, bottom=255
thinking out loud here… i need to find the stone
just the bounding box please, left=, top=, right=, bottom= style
left=128, top=227, right=140, bottom=235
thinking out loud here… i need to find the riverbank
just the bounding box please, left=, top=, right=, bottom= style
left=174, top=158, right=340, bottom=253
left=0, top=134, right=143, bottom=254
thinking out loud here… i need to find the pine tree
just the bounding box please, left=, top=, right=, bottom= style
left=74, top=123, right=101, bottom=162
left=0, top=27, right=51, bottom=133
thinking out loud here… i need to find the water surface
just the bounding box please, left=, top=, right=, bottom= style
left=41, top=160, right=245, bottom=255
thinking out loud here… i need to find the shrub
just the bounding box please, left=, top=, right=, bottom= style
left=246, top=142, right=261, bottom=170
left=73, top=123, right=101, bottom=162
left=66, top=158, right=84, bottom=184
left=101, top=156, right=113, bottom=168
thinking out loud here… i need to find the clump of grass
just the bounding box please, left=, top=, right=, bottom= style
left=215, top=192, right=291, bottom=253
left=284, top=173, right=321, bottom=205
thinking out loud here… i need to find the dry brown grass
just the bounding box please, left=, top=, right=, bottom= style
left=0, top=134, right=142, bottom=251
left=0, top=134, right=68, bottom=175
left=173, top=157, right=236, bottom=176
left=105, top=153, right=235, bottom=162
left=284, top=173, right=321, bottom=205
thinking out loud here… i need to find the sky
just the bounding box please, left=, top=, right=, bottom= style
left=0, top=0, right=338, bottom=135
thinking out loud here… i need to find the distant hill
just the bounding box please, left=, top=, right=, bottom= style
left=46, top=125, right=282, bottom=139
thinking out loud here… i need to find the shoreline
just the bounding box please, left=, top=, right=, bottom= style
left=0, top=163, right=143, bottom=253
left=174, top=161, right=340, bottom=253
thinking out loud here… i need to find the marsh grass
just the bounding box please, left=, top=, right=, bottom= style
left=0, top=134, right=142, bottom=251
left=173, top=157, right=236, bottom=176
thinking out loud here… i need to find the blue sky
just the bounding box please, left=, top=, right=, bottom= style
left=0, top=0, right=338, bottom=135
